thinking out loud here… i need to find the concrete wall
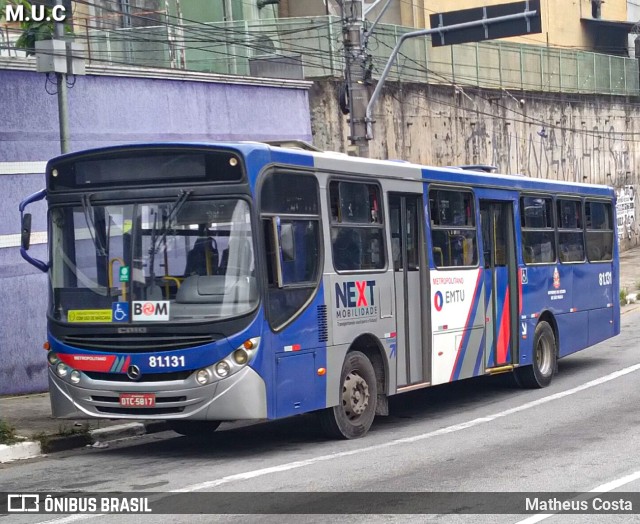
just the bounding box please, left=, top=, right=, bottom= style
left=0, top=62, right=311, bottom=395
left=309, top=80, right=640, bottom=249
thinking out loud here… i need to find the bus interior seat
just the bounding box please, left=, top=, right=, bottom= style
left=184, top=237, right=218, bottom=276
left=220, top=237, right=252, bottom=274
left=333, top=229, right=361, bottom=270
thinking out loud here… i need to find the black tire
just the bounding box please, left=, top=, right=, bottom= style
left=167, top=420, right=221, bottom=437
left=515, top=320, right=556, bottom=388
left=318, top=351, right=377, bottom=439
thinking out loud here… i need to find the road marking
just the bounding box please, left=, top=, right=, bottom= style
left=34, top=362, right=640, bottom=523
left=177, top=362, right=640, bottom=492
left=514, top=470, right=640, bottom=524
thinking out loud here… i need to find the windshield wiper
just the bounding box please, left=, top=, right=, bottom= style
left=81, top=193, right=107, bottom=257
left=148, top=190, right=192, bottom=279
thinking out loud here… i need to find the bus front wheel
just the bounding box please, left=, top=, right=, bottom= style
left=319, top=351, right=377, bottom=439
left=516, top=320, right=556, bottom=388
left=167, top=420, right=221, bottom=437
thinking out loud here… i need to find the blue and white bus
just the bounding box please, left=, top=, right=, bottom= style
left=20, top=142, right=620, bottom=439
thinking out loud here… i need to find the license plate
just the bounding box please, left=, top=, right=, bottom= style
left=119, top=393, right=156, bottom=407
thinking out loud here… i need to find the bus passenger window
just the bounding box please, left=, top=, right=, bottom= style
left=260, top=172, right=322, bottom=329
left=585, top=200, right=614, bottom=262
left=329, top=181, right=385, bottom=271
left=429, top=189, right=478, bottom=268
left=557, top=199, right=585, bottom=263
left=520, top=196, right=556, bottom=264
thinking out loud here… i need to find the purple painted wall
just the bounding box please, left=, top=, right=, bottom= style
left=0, top=66, right=311, bottom=395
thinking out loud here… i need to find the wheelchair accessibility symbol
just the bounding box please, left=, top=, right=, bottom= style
left=112, top=302, right=129, bottom=322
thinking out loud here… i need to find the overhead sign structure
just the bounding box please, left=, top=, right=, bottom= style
left=429, top=0, right=542, bottom=47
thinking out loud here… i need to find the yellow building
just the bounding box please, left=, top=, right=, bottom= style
left=279, top=0, right=634, bottom=56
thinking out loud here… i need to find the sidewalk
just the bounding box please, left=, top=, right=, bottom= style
left=0, top=392, right=168, bottom=462
left=2, top=247, right=640, bottom=462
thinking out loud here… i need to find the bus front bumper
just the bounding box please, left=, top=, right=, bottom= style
left=48, top=366, right=267, bottom=421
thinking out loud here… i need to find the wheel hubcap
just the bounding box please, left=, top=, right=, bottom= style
left=536, top=336, right=553, bottom=376
left=342, top=371, right=370, bottom=420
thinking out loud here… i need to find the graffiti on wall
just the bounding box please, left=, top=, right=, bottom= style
left=484, top=124, right=631, bottom=185
left=616, top=185, right=636, bottom=241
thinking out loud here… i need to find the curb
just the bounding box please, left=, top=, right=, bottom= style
left=0, top=421, right=170, bottom=463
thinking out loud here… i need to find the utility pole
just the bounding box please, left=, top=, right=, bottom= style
left=341, top=0, right=370, bottom=157
left=36, top=0, right=84, bottom=154
left=55, top=0, right=70, bottom=154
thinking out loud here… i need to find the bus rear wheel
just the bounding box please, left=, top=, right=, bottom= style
left=167, top=420, right=221, bottom=437
left=515, top=320, right=556, bottom=388
left=319, top=351, right=377, bottom=439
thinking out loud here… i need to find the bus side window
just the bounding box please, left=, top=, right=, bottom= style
left=260, top=172, right=322, bottom=329
left=429, top=189, right=478, bottom=268
left=521, top=195, right=556, bottom=264
left=585, top=200, right=614, bottom=262
left=329, top=180, right=385, bottom=271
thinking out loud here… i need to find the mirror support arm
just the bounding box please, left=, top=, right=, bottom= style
left=19, top=188, right=49, bottom=273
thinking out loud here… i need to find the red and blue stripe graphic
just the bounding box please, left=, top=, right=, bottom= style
left=450, top=271, right=483, bottom=381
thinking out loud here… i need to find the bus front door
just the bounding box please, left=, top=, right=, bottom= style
left=389, top=194, right=429, bottom=387
left=480, top=200, right=518, bottom=369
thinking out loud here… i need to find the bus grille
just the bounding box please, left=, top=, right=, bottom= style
left=317, top=305, right=328, bottom=342
left=84, top=371, right=193, bottom=382
left=62, top=334, right=216, bottom=352
left=95, top=406, right=185, bottom=415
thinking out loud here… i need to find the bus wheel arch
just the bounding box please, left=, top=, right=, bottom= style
left=319, top=335, right=387, bottom=439
left=516, top=313, right=557, bottom=388
left=349, top=333, right=388, bottom=412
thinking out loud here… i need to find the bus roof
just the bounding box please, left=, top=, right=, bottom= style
left=47, top=141, right=615, bottom=198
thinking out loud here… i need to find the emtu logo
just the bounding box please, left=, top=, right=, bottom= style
left=4, top=3, right=67, bottom=23
left=434, top=291, right=444, bottom=312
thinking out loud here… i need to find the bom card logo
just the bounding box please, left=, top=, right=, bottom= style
left=132, top=301, right=170, bottom=322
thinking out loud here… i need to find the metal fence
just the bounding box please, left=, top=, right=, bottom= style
left=2, top=15, right=638, bottom=95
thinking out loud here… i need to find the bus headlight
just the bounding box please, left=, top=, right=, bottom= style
left=233, top=349, right=249, bottom=365
left=70, top=370, right=81, bottom=384
left=215, top=361, right=230, bottom=378
left=48, top=352, right=59, bottom=365
left=56, top=362, right=69, bottom=378
left=208, top=337, right=260, bottom=381
left=196, top=369, right=211, bottom=385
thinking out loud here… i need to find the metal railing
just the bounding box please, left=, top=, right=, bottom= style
left=2, top=15, right=638, bottom=95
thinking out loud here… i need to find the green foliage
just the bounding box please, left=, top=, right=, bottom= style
left=13, top=0, right=55, bottom=56
left=0, top=419, right=19, bottom=445
left=620, top=288, right=628, bottom=307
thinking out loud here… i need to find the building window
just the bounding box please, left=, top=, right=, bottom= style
left=261, top=172, right=321, bottom=328
left=592, top=0, right=602, bottom=19
left=429, top=189, right=478, bottom=267
left=585, top=200, right=614, bottom=262
left=557, top=199, right=585, bottom=263
left=329, top=181, right=385, bottom=271
left=521, top=195, right=556, bottom=264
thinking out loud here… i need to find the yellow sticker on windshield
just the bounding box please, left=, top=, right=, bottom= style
left=68, top=310, right=113, bottom=323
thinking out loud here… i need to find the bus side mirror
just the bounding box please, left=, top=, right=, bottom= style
left=21, top=213, right=32, bottom=250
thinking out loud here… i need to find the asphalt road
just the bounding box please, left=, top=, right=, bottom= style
left=3, top=309, right=640, bottom=524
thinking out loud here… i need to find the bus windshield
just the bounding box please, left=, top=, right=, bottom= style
left=50, top=197, right=258, bottom=324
